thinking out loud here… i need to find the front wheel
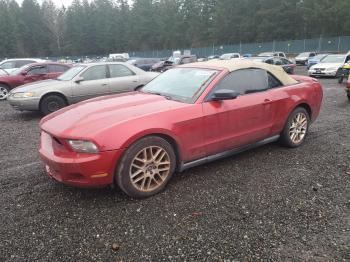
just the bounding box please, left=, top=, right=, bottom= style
left=280, top=107, right=310, bottom=148
left=0, top=85, right=9, bottom=100
left=115, top=136, right=176, bottom=198
left=40, top=94, right=67, bottom=116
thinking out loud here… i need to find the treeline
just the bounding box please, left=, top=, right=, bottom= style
left=1, top=0, right=350, bottom=58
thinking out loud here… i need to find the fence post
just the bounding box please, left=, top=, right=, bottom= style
left=273, top=40, right=275, bottom=52
left=303, top=39, right=306, bottom=52
left=338, top=37, right=341, bottom=52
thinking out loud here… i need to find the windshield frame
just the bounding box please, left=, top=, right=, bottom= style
left=57, top=65, right=87, bottom=81
left=141, top=67, right=220, bottom=104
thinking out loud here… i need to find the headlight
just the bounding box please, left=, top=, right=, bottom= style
left=67, top=140, right=99, bottom=153
left=12, top=92, right=35, bottom=98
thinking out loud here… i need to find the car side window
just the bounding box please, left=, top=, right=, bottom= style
left=27, top=66, right=47, bottom=75
left=48, top=64, right=69, bottom=73
left=268, top=73, right=282, bottom=88
left=109, top=64, right=135, bottom=78
left=281, top=58, right=290, bottom=65
left=214, top=69, right=269, bottom=95
left=81, top=65, right=107, bottom=81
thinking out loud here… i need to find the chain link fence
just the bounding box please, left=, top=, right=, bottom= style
left=130, top=36, right=350, bottom=58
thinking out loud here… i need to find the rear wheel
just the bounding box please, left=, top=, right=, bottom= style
left=280, top=107, right=310, bottom=148
left=116, top=136, right=176, bottom=198
left=0, top=84, right=9, bottom=100
left=40, top=94, right=67, bottom=116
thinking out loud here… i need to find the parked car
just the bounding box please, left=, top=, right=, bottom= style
left=38, top=59, right=323, bottom=198
left=151, top=55, right=197, bottom=72
left=0, top=62, right=71, bottom=100
left=306, top=54, right=328, bottom=69
left=308, top=53, right=350, bottom=77
left=249, top=56, right=296, bottom=74
left=207, top=55, right=220, bottom=60
left=258, top=52, right=287, bottom=58
left=127, top=58, right=160, bottom=71
left=295, top=52, right=316, bottom=65
left=8, top=62, right=159, bottom=115
left=0, top=58, right=47, bottom=74
left=219, top=53, right=241, bottom=60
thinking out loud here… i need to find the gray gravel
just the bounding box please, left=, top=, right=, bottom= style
left=0, top=67, right=349, bottom=261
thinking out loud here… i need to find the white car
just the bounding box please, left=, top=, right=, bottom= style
left=219, top=53, right=241, bottom=60
left=258, top=52, right=287, bottom=58
left=295, top=52, right=317, bottom=65
left=308, top=53, right=350, bottom=77
left=0, top=58, right=47, bottom=74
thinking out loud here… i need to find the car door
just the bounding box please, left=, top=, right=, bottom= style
left=107, top=64, right=140, bottom=93
left=23, top=65, right=48, bottom=84
left=71, top=65, right=109, bottom=103
left=202, top=69, right=275, bottom=156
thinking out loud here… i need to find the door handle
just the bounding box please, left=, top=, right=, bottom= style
left=101, top=83, right=107, bottom=86
left=263, top=99, right=272, bottom=104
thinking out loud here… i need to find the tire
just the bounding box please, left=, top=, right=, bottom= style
left=280, top=107, right=310, bottom=148
left=0, top=84, right=9, bottom=100
left=338, top=77, right=344, bottom=84
left=40, top=94, right=67, bottom=116
left=116, top=136, right=176, bottom=198
left=347, top=93, right=350, bottom=101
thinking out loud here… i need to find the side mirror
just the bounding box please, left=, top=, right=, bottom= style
left=75, top=76, right=84, bottom=83
left=211, top=89, right=240, bottom=101
left=21, top=71, right=27, bottom=76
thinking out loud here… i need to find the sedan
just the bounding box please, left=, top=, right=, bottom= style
left=8, top=62, right=159, bottom=115
left=39, top=60, right=323, bottom=198
left=249, top=56, right=296, bottom=74
left=0, top=62, right=71, bottom=100
left=308, top=54, right=350, bottom=77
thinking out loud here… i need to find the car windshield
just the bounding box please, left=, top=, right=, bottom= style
left=312, top=54, right=327, bottom=60
left=57, top=65, right=86, bottom=81
left=142, top=68, right=218, bottom=103
left=220, top=54, right=237, bottom=60
left=321, top=55, right=345, bottom=63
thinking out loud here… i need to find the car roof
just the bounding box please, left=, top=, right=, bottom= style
left=1, top=58, right=46, bottom=62
left=179, top=59, right=298, bottom=86
left=25, top=62, right=71, bottom=67
left=77, top=62, right=130, bottom=66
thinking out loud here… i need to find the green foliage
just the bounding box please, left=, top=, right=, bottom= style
left=0, top=0, right=350, bottom=58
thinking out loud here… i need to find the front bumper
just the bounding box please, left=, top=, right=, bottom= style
left=7, top=96, right=40, bottom=111
left=39, top=131, right=123, bottom=188
left=308, top=69, right=337, bottom=77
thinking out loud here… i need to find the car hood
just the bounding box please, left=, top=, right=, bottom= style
left=311, top=62, right=343, bottom=69
left=295, top=56, right=308, bottom=60
left=11, top=79, right=66, bottom=93
left=40, top=92, right=188, bottom=139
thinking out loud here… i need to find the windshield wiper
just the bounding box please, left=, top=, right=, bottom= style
left=144, top=91, right=173, bottom=100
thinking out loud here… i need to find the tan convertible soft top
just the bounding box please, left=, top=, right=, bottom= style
left=181, top=59, right=298, bottom=86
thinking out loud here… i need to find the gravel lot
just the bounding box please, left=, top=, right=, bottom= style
left=0, top=67, right=349, bottom=262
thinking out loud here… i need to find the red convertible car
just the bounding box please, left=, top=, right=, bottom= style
left=0, top=62, right=71, bottom=100
left=39, top=60, right=323, bottom=198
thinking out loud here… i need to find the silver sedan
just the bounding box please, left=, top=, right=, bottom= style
left=8, top=62, right=159, bottom=115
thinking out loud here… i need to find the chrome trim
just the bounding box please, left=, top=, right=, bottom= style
left=179, top=135, right=280, bottom=172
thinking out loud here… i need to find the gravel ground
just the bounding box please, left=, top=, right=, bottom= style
left=0, top=67, right=349, bottom=262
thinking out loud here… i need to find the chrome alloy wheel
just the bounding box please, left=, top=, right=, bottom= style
left=129, top=146, right=171, bottom=192
left=0, top=86, right=9, bottom=100
left=289, top=112, right=308, bottom=144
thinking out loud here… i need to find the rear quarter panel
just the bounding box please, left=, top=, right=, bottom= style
left=270, top=77, right=323, bottom=134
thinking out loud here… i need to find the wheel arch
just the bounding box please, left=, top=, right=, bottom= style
left=294, top=102, right=312, bottom=118
left=39, top=91, right=69, bottom=109
left=0, top=82, right=11, bottom=89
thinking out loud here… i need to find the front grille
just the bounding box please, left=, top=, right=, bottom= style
left=313, top=68, right=325, bottom=71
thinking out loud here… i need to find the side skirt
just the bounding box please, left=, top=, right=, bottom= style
left=179, top=135, right=280, bottom=172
